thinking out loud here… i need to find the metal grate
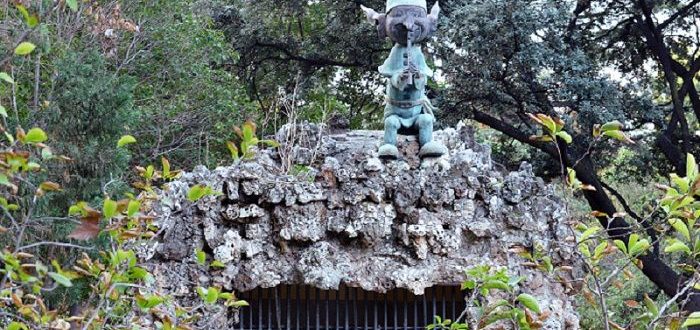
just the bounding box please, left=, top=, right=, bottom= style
left=236, top=285, right=466, bottom=330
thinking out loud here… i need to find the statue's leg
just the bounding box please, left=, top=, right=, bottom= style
left=379, top=115, right=401, bottom=159
left=416, top=114, right=434, bottom=146
left=416, top=114, right=447, bottom=158
left=384, top=115, right=400, bottom=145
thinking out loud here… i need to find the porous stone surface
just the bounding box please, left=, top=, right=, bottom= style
left=143, top=123, right=581, bottom=329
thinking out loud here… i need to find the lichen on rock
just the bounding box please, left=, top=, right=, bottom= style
left=144, top=123, right=582, bottom=328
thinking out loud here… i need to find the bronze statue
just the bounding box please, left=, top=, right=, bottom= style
left=361, top=0, right=447, bottom=159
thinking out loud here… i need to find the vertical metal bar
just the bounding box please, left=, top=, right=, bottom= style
left=423, top=292, right=428, bottom=327
left=432, top=288, right=438, bottom=327
left=249, top=289, right=253, bottom=330
left=295, top=286, right=300, bottom=330
left=286, top=286, right=291, bottom=330
left=316, top=287, right=321, bottom=330
left=441, top=287, right=447, bottom=324
left=239, top=291, right=244, bottom=330
left=275, top=287, right=281, bottom=330
left=352, top=287, right=357, bottom=329
left=452, top=287, right=457, bottom=326
left=413, top=290, right=418, bottom=330
left=325, top=289, right=329, bottom=330
left=403, top=290, right=408, bottom=330
left=383, top=291, right=388, bottom=330
left=393, top=290, right=398, bottom=329
left=364, top=290, right=369, bottom=330
left=344, top=287, right=349, bottom=330
left=269, top=288, right=274, bottom=329
left=336, top=288, right=340, bottom=330
left=306, top=286, right=311, bottom=330
left=373, top=291, right=379, bottom=329
left=258, top=288, right=263, bottom=330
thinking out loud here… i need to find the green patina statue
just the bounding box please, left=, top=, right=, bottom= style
left=361, top=0, right=447, bottom=159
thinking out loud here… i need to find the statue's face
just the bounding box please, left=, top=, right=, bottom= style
left=386, top=5, right=434, bottom=45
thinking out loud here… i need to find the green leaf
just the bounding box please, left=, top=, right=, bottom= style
left=593, top=241, right=608, bottom=260
left=682, top=312, right=700, bottom=327
left=66, top=0, right=78, bottom=12
left=517, top=293, right=541, bottom=314
left=103, top=198, right=118, bottom=220
left=580, top=226, right=600, bottom=242
left=48, top=272, right=73, bottom=287
left=14, top=42, right=36, bottom=56
left=483, top=280, right=510, bottom=291
left=643, top=294, right=658, bottom=317
left=613, top=240, right=627, bottom=255
left=671, top=174, right=690, bottom=193
left=226, top=141, right=239, bottom=160
left=127, top=200, right=140, bottom=217
left=0, top=105, right=7, bottom=118
left=24, top=128, right=47, bottom=143
left=117, top=135, right=137, bottom=147
left=230, top=300, right=249, bottom=308
left=195, top=249, right=206, bottom=265
left=211, top=260, right=226, bottom=268
left=7, top=322, right=29, bottom=330
left=162, top=157, right=171, bottom=178
left=205, top=287, right=219, bottom=304
left=665, top=241, right=691, bottom=254
left=461, top=279, right=476, bottom=290
left=0, top=72, right=14, bottom=84
left=601, top=121, right=623, bottom=132
left=260, top=139, right=280, bottom=148
left=669, top=218, right=691, bottom=241
left=16, top=5, right=38, bottom=27
left=578, top=244, right=591, bottom=258
left=688, top=154, right=698, bottom=180
left=629, top=239, right=650, bottom=256
left=188, top=184, right=213, bottom=202
left=556, top=131, right=573, bottom=144
left=0, top=174, right=11, bottom=187
left=603, top=130, right=632, bottom=143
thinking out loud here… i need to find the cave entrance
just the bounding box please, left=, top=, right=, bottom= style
left=236, top=285, right=466, bottom=330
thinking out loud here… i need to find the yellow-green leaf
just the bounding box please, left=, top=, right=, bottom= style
left=0, top=105, right=7, bottom=118
left=0, top=72, right=14, bottom=84
left=682, top=312, right=700, bottom=328
left=48, top=272, right=73, bottom=287
left=127, top=200, right=140, bottom=217
left=669, top=218, right=691, bottom=241
left=14, top=42, right=36, bottom=56
left=664, top=241, right=691, bottom=255
left=687, top=154, right=698, bottom=179
left=66, top=0, right=78, bottom=12
left=103, top=198, right=118, bottom=219
left=613, top=240, right=627, bottom=255
left=7, top=322, right=29, bottom=330
left=556, top=131, right=573, bottom=144
left=24, top=128, right=47, bottom=143
left=601, top=121, right=623, bottom=132
left=117, top=135, right=137, bottom=147
left=517, top=293, right=541, bottom=314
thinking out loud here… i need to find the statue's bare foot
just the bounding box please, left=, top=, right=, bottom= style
left=419, top=141, right=447, bottom=158
left=378, top=144, right=399, bottom=159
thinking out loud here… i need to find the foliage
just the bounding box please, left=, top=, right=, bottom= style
left=429, top=266, right=544, bottom=330
left=531, top=112, right=700, bottom=328
left=226, top=120, right=279, bottom=161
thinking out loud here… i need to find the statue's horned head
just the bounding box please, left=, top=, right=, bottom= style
left=361, top=1, right=440, bottom=45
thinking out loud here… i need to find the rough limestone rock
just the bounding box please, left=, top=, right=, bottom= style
left=142, top=123, right=582, bottom=329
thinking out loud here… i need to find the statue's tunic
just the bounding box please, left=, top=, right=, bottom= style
left=379, top=44, right=434, bottom=129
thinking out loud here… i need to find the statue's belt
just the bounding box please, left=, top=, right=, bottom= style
left=387, top=98, right=424, bottom=109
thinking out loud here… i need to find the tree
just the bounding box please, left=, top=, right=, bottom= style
left=434, top=0, right=700, bottom=325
